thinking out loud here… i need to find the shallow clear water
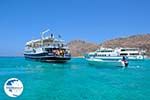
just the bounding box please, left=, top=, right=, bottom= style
left=0, top=57, right=150, bottom=100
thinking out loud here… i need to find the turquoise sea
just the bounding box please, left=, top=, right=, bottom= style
left=0, top=57, right=150, bottom=100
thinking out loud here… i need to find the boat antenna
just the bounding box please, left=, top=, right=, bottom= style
left=41, top=29, right=50, bottom=39
left=41, top=29, right=50, bottom=45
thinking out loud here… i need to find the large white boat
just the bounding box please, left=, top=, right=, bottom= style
left=86, top=47, right=144, bottom=61
left=24, top=29, right=71, bottom=63
left=85, top=47, right=145, bottom=67
left=85, top=48, right=129, bottom=67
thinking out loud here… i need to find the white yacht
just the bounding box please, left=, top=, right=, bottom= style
left=86, top=47, right=144, bottom=61
left=85, top=48, right=128, bottom=67
left=86, top=47, right=145, bottom=67
left=24, top=29, right=71, bottom=63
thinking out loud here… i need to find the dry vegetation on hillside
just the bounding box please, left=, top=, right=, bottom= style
left=68, top=34, right=150, bottom=56
left=68, top=40, right=98, bottom=56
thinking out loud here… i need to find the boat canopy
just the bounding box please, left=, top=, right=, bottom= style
left=26, top=36, right=65, bottom=46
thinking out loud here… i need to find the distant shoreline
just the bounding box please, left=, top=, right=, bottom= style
left=71, top=56, right=84, bottom=58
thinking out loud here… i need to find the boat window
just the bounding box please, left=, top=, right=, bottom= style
left=129, top=49, right=138, bottom=51
left=61, top=44, right=64, bottom=47
left=120, top=53, right=128, bottom=56
left=97, top=54, right=106, bottom=56
left=53, top=44, right=56, bottom=47
left=121, top=49, right=138, bottom=51
left=100, top=50, right=113, bottom=52
left=121, top=49, right=126, bottom=51
left=129, top=53, right=139, bottom=55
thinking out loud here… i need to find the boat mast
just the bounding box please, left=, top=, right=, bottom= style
left=41, top=29, right=50, bottom=45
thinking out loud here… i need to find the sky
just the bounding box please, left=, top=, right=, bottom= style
left=0, top=0, right=150, bottom=56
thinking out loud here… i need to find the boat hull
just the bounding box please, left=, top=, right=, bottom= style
left=88, top=56, right=144, bottom=61
left=86, top=58, right=126, bottom=67
left=24, top=54, right=71, bottom=63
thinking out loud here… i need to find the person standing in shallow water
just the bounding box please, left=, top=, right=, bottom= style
left=122, top=56, right=126, bottom=61
left=122, top=56, right=128, bottom=67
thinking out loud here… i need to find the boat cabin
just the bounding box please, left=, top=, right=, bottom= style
left=118, top=48, right=141, bottom=56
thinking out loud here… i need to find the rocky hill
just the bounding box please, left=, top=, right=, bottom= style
left=68, top=40, right=99, bottom=57
left=100, top=34, right=150, bottom=55
left=68, top=34, right=150, bottom=57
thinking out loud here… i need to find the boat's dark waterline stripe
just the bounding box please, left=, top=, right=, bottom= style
left=24, top=55, right=71, bottom=63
